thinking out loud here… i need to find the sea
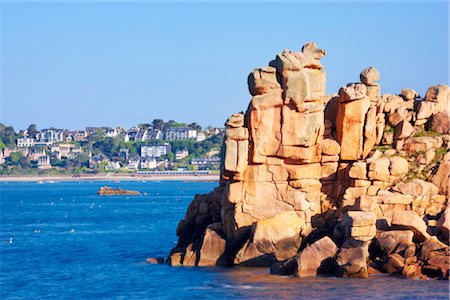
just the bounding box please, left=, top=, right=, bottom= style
left=1, top=180, right=449, bottom=299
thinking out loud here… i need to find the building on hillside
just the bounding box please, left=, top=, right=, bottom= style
left=135, top=130, right=149, bottom=142
left=164, top=127, right=197, bottom=140
left=64, top=134, right=74, bottom=142
left=0, top=150, right=4, bottom=164
left=37, top=156, right=51, bottom=169
left=28, top=149, right=47, bottom=161
left=85, top=127, right=109, bottom=134
left=139, top=158, right=157, bottom=170
left=156, top=159, right=169, bottom=169
left=51, top=144, right=82, bottom=159
left=124, top=127, right=140, bottom=142
left=190, top=156, right=221, bottom=170
left=17, top=137, right=35, bottom=148
left=140, top=143, right=171, bottom=158
left=74, top=130, right=89, bottom=142
left=35, top=129, right=64, bottom=146
left=89, top=154, right=109, bottom=169
left=126, top=159, right=140, bottom=170
left=196, top=132, right=206, bottom=142
left=105, top=161, right=121, bottom=170
left=147, top=130, right=163, bottom=140
left=105, top=128, right=121, bottom=138
left=175, top=149, right=189, bottom=160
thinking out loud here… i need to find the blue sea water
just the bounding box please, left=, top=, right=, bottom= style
left=0, top=180, right=449, bottom=299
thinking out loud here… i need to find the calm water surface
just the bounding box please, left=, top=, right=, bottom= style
left=1, top=181, right=449, bottom=299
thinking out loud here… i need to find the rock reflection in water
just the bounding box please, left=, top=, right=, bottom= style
left=216, top=267, right=449, bottom=299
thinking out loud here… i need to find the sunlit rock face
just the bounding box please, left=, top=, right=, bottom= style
left=167, top=42, right=450, bottom=280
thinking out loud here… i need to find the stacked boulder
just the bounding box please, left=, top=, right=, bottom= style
left=416, top=85, right=450, bottom=131
left=166, top=42, right=449, bottom=280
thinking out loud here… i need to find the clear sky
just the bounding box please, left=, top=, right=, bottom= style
left=0, top=1, right=448, bottom=130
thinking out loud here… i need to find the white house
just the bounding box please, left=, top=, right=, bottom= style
left=105, top=128, right=121, bottom=138
left=17, top=137, right=35, bottom=148
left=139, top=158, right=157, bottom=169
left=126, top=159, right=140, bottom=170
left=196, top=132, right=206, bottom=142
left=37, top=156, right=51, bottom=169
left=35, top=129, right=64, bottom=145
left=191, top=156, right=221, bottom=170
left=164, top=127, right=197, bottom=140
left=175, top=149, right=189, bottom=160
left=141, top=143, right=171, bottom=158
left=105, top=161, right=121, bottom=170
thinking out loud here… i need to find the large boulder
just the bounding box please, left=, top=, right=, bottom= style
left=424, top=84, right=450, bottom=114
left=248, top=66, right=281, bottom=96
left=251, top=211, right=304, bottom=261
left=401, top=88, right=419, bottom=100
left=341, top=211, right=377, bottom=241
left=336, top=239, right=370, bottom=278
left=196, top=227, right=227, bottom=266
left=394, top=121, right=414, bottom=140
left=422, top=254, right=450, bottom=279
left=234, top=240, right=271, bottom=267
left=321, top=138, right=341, bottom=156
left=225, top=113, right=245, bottom=128
left=376, top=230, right=414, bottom=255
left=281, top=107, right=323, bottom=147
left=336, top=84, right=371, bottom=160
left=360, top=67, right=380, bottom=85
left=403, top=136, right=442, bottom=154
left=437, top=204, right=450, bottom=243
left=295, top=236, right=338, bottom=277
left=419, top=236, right=449, bottom=261
left=389, top=156, right=409, bottom=179
left=349, top=162, right=367, bottom=180
left=390, top=211, right=430, bottom=242
left=430, top=112, right=450, bottom=134
left=368, top=157, right=390, bottom=181
left=392, top=179, right=439, bottom=196
left=248, top=104, right=282, bottom=163
left=385, top=253, right=405, bottom=274
left=432, top=160, right=450, bottom=197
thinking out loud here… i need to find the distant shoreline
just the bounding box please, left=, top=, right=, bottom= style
left=0, top=174, right=220, bottom=182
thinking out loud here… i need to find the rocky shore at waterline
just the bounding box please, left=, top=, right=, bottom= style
left=167, top=42, right=449, bottom=280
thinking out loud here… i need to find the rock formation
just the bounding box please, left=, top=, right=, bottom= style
left=98, top=186, right=140, bottom=195
left=167, top=42, right=450, bottom=280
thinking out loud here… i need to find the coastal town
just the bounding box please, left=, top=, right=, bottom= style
left=0, top=119, right=224, bottom=176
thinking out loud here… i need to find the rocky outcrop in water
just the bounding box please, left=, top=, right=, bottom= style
left=98, top=186, right=140, bottom=196
left=167, top=42, right=449, bottom=280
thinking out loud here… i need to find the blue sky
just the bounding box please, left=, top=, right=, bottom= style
left=0, top=1, right=448, bottom=130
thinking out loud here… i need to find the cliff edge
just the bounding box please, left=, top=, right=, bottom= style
left=167, top=42, right=450, bottom=279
